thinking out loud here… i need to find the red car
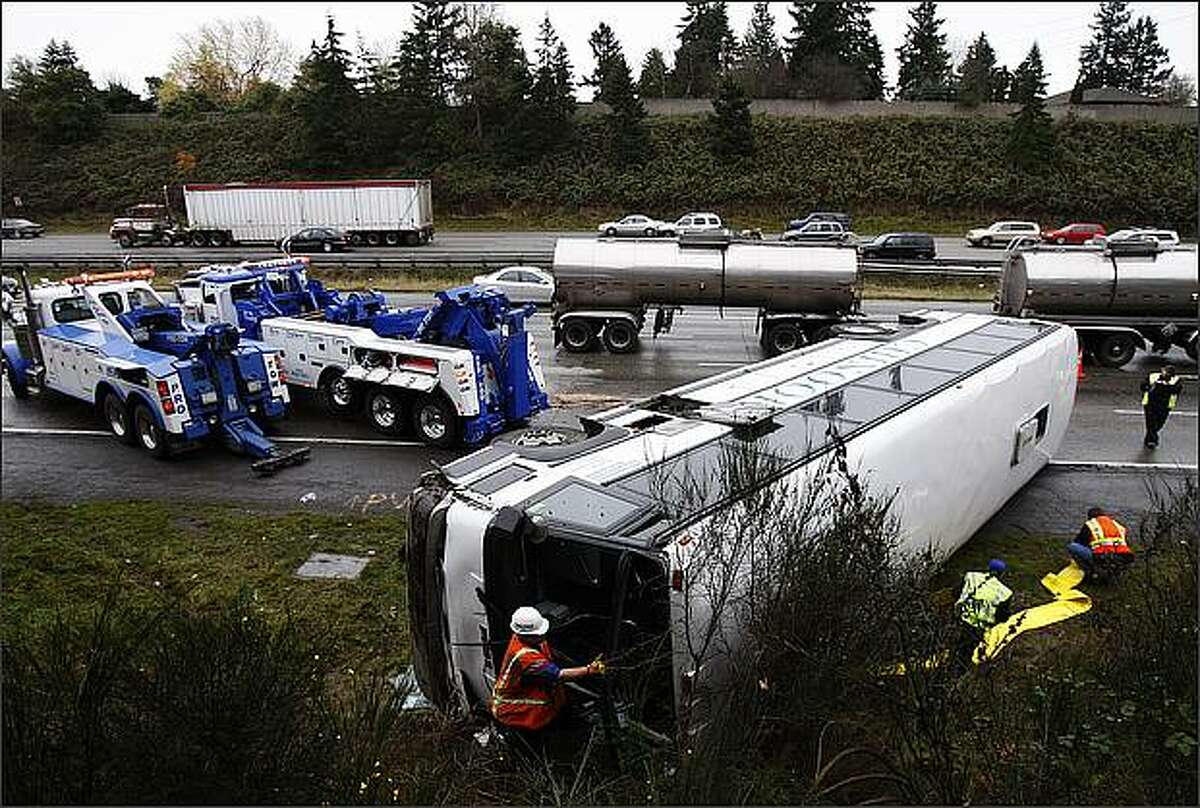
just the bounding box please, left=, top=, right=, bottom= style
left=1042, top=222, right=1106, bottom=244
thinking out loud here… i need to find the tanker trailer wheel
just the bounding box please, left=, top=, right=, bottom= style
left=561, top=319, right=599, bottom=353
left=317, top=368, right=362, bottom=416
left=765, top=322, right=805, bottom=356
left=602, top=320, right=639, bottom=354
left=1095, top=333, right=1137, bottom=368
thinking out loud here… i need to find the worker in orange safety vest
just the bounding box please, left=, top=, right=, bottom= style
left=491, top=606, right=606, bottom=732
left=1066, top=507, right=1134, bottom=581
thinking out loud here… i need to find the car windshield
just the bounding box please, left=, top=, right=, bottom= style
left=872, top=234, right=890, bottom=244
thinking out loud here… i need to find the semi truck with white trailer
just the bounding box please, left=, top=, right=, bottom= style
left=995, top=241, right=1198, bottom=367
left=173, top=258, right=549, bottom=447
left=1, top=268, right=308, bottom=472
left=109, top=180, right=435, bottom=248
left=406, top=308, right=1077, bottom=732
left=550, top=233, right=861, bottom=356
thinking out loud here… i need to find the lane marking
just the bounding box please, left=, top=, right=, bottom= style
left=698, top=361, right=749, bottom=367
left=1112, top=408, right=1197, bottom=417
left=1, top=427, right=421, bottom=448
left=1048, top=459, right=1198, bottom=471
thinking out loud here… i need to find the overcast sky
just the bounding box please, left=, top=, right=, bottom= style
left=2, top=2, right=1197, bottom=101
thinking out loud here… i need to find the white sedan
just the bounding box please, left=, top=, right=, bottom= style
left=472, top=266, right=555, bottom=305
left=597, top=214, right=671, bottom=237
left=1104, top=228, right=1181, bottom=247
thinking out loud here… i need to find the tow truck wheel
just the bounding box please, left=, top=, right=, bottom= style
left=132, top=402, right=171, bottom=458
left=602, top=320, right=639, bottom=354
left=317, top=369, right=361, bottom=416
left=3, top=359, right=28, bottom=399
left=101, top=391, right=133, bottom=444
left=412, top=393, right=459, bottom=448
left=366, top=388, right=407, bottom=435
left=561, top=319, right=598, bottom=353
left=1095, top=333, right=1138, bottom=368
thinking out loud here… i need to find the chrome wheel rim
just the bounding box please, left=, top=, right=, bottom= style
left=137, top=411, right=158, bottom=450
left=371, top=395, right=396, bottom=429
left=104, top=396, right=126, bottom=437
left=331, top=378, right=353, bottom=407
left=607, top=325, right=632, bottom=350
left=418, top=405, right=446, bottom=440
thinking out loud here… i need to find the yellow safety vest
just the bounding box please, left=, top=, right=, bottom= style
left=1142, top=373, right=1179, bottom=409
left=957, top=572, right=1013, bottom=630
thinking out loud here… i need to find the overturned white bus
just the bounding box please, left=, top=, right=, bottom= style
left=407, top=310, right=1078, bottom=726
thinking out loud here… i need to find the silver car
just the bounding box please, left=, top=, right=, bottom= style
left=1104, top=228, right=1181, bottom=247
left=472, top=266, right=555, bottom=305
left=670, top=212, right=723, bottom=235
left=597, top=214, right=671, bottom=238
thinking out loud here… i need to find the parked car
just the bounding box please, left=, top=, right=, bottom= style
left=669, top=212, right=723, bottom=235
left=472, top=265, right=555, bottom=305
left=859, top=232, right=936, bottom=261
left=965, top=221, right=1040, bottom=247
left=1042, top=222, right=1105, bottom=245
left=781, top=220, right=852, bottom=243
left=1, top=218, right=45, bottom=239
left=1103, top=228, right=1181, bottom=247
left=277, top=226, right=350, bottom=254
left=597, top=214, right=671, bottom=238
left=785, top=211, right=852, bottom=233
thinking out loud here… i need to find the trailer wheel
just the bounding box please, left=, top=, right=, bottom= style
left=366, top=232, right=382, bottom=246
left=602, top=320, right=639, bottom=353
left=317, top=368, right=361, bottom=415
left=561, top=319, right=598, bottom=353
left=385, top=232, right=400, bottom=246
left=190, top=232, right=209, bottom=248
left=349, top=233, right=364, bottom=246
left=403, top=232, right=420, bottom=246
left=366, top=388, right=407, bottom=436
left=159, top=234, right=174, bottom=247
left=1095, top=333, right=1138, bottom=368
left=765, top=323, right=805, bottom=356
left=101, top=391, right=133, bottom=444
left=412, top=393, right=459, bottom=448
left=132, top=402, right=171, bottom=458
left=209, top=231, right=228, bottom=247
left=118, top=233, right=135, bottom=248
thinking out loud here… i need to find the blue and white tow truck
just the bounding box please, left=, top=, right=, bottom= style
left=1, top=268, right=309, bottom=473
left=173, top=258, right=549, bottom=447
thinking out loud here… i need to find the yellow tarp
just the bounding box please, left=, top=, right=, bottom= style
left=972, top=562, right=1092, bottom=664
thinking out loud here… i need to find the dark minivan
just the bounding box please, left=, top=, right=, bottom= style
left=859, top=232, right=936, bottom=261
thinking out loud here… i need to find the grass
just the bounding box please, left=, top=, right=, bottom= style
left=0, top=499, right=409, bottom=675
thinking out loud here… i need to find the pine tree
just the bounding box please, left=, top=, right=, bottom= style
left=394, top=0, right=465, bottom=104
left=708, top=71, right=754, bottom=157
left=738, top=2, right=787, bottom=98
left=673, top=1, right=735, bottom=97
left=955, top=32, right=1005, bottom=105
left=638, top=48, right=670, bottom=99
left=529, top=14, right=575, bottom=150
left=1077, top=1, right=1132, bottom=90
left=895, top=0, right=952, bottom=101
left=586, top=23, right=647, bottom=164
left=785, top=1, right=884, bottom=100
left=12, top=40, right=107, bottom=144
left=1124, top=16, right=1173, bottom=96
left=457, top=19, right=532, bottom=154
left=1007, top=42, right=1056, bottom=171
left=586, top=22, right=623, bottom=102
left=291, top=15, right=359, bottom=166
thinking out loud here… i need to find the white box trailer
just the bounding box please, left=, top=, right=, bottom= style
left=175, top=180, right=434, bottom=247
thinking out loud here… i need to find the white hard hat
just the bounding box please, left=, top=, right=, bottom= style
left=510, top=606, right=550, bottom=636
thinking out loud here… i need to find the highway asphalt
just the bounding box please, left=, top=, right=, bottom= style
left=1, top=231, right=1037, bottom=267
left=3, top=299, right=1196, bottom=520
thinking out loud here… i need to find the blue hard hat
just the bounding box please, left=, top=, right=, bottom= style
left=988, top=559, right=1008, bottom=575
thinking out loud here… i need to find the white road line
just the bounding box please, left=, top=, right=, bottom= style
left=698, top=361, right=748, bottom=367
left=1048, top=459, right=1199, bottom=471
left=1112, top=409, right=1198, bottom=417
left=1, top=427, right=421, bottom=448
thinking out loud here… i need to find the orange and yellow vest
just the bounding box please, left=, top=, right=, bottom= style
left=1084, top=515, right=1132, bottom=556
left=491, top=634, right=566, bottom=730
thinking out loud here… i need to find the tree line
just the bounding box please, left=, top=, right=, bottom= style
left=1, top=1, right=1191, bottom=169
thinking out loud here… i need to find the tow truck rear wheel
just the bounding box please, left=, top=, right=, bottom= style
left=101, top=391, right=133, bottom=444
left=132, top=402, right=171, bottom=458
left=1095, top=333, right=1138, bottom=368
left=366, top=388, right=407, bottom=436
left=412, top=393, right=459, bottom=448
left=318, top=369, right=362, bottom=416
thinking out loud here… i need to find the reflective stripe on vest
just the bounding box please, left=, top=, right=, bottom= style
left=492, top=647, right=552, bottom=707
left=490, top=635, right=565, bottom=730
left=1085, top=516, right=1132, bottom=555
left=1142, top=373, right=1179, bottom=409
left=957, top=571, right=1013, bottom=630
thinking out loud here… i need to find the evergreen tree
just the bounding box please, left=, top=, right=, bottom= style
left=457, top=19, right=532, bottom=154
left=8, top=40, right=107, bottom=144
left=1008, top=42, right=1056, bottom=170
left=586, top=24, right=647, bottom=164
left=895, top=0, right=952, bottom=101
left=98, top=80, right=155, bottom=113
left=785, top=1, right=884, bottom=100
left=955, top=32, right=1006, bottom=105
left=672, top=1, right=735, bottom=97
left=737, top=2, right=787, bottom=98
left=708, top=71, right=754, bottom=157
left=529, top=14, right=575, bottom=151
left=638, top=48, right=670, bottom=99
left=1124, top=16, right=1173, bottom=96
left=586, top=22, right=623, bottom=102
left=394, top=0, right=465, bottom=104
left=291, top=15, right=359, bottom=166
left=1077, top=1, right=1132, bottom=90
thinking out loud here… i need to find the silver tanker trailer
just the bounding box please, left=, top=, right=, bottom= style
left=551, top=233, right=861, bottom=356
left=995, top=241, right=1198, bottom=367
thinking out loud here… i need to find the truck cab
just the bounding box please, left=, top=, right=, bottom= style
left=109, top=204, right=175, bottom=248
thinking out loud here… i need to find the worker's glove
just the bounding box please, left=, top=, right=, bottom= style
left=587, top=657, right=607, bottom=676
